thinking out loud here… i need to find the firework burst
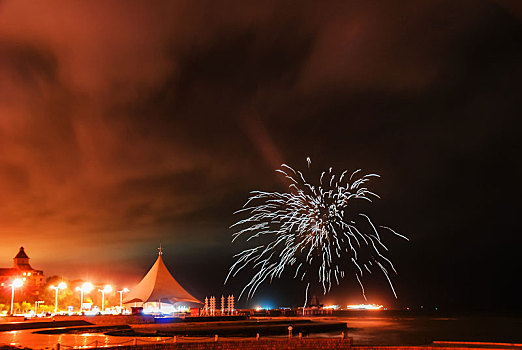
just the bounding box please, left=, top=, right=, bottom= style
left=226, top=158, right=408, bottom=303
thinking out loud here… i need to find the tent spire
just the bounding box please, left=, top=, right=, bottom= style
left=158, top=243, right=162, bottom=256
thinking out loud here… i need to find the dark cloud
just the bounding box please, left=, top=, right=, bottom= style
left=0, top=0, right=520, bottom=309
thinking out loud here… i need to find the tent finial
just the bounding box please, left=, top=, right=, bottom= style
left=158, top=243, right=163, bottom=256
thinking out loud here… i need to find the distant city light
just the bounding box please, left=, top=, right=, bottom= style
left=323, top=305, right=340, bottom=310
left=254, top=305, right=272, bottom=311
left=346, top=304, right=384, bottom=310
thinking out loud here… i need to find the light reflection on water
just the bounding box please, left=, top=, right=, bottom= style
left=1, top=315, right=522, bottom=348
left=323, top=315, right=522, bottom=345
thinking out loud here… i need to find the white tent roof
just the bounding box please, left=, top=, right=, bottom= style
left=123, top=251, right=201, bottom=305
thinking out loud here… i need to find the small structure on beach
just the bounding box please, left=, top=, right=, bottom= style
left=123, top=247, right=201, bottom=310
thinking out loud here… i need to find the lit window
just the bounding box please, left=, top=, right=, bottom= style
left=23, top=272, right=26, bottom=276
left=28, top=272, right=31, bottom=276
left=23, top=277, right=26, bottom=281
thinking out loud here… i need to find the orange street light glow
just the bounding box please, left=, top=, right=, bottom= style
left=50, top=282, right=67, bottom=313
left=82, top=282, right=94, bottom=293
left=98, top=285, right=113, bottom=312
left=10, top=278, right=23, bottom=315
left=76, top=282, right=94, bottom=312
left=50, top=282, right=67, bottom=291
left=11, top=278, right=23, bottom=288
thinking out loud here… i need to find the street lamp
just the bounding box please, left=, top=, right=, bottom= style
left=117, top=288, right=129, bottom=309
left=34, top=300, right=44, bottom=314
left=50, top=282, right=67, bottom=314
left=10, top=278, right=23, bottom=315
left=75, top=282, right=93, bottom=313
left=98, top=285, right=112, bottom=312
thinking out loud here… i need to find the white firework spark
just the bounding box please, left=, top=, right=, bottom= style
left=226, top=159, right=408, bottom=302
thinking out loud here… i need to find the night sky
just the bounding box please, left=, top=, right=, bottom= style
left=1, top=1, right=521, bottom=311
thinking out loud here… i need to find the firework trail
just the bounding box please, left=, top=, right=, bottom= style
left=226, top=158, right=408, bottom=304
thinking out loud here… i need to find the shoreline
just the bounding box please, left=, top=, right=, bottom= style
left=2, top=314, right=522, bottom=349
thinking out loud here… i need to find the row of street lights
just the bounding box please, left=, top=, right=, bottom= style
left=9, top=278, right=130, bottom=315
left=66, top=282, right=129, bottom=313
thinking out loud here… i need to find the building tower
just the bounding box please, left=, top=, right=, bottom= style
left=14, top=247, right=33, bottom=270
left=0, top=246, right=45, bottom=292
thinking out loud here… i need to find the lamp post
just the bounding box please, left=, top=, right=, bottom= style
left=34, top=300, right=44, bottom=314
left=50, top=282, right=67, bottom=314
left=75, top=282, right=93, bottom=313
left=117, top=288, right=129, bottom=310
left=10, top=278, right=23, bottom=315
left=98, top=285, right=112, bottom=312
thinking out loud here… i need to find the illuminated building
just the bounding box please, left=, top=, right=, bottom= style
left=0, top=247, right=45, bottom=294
left=123, top=247, right=200, bottom=313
